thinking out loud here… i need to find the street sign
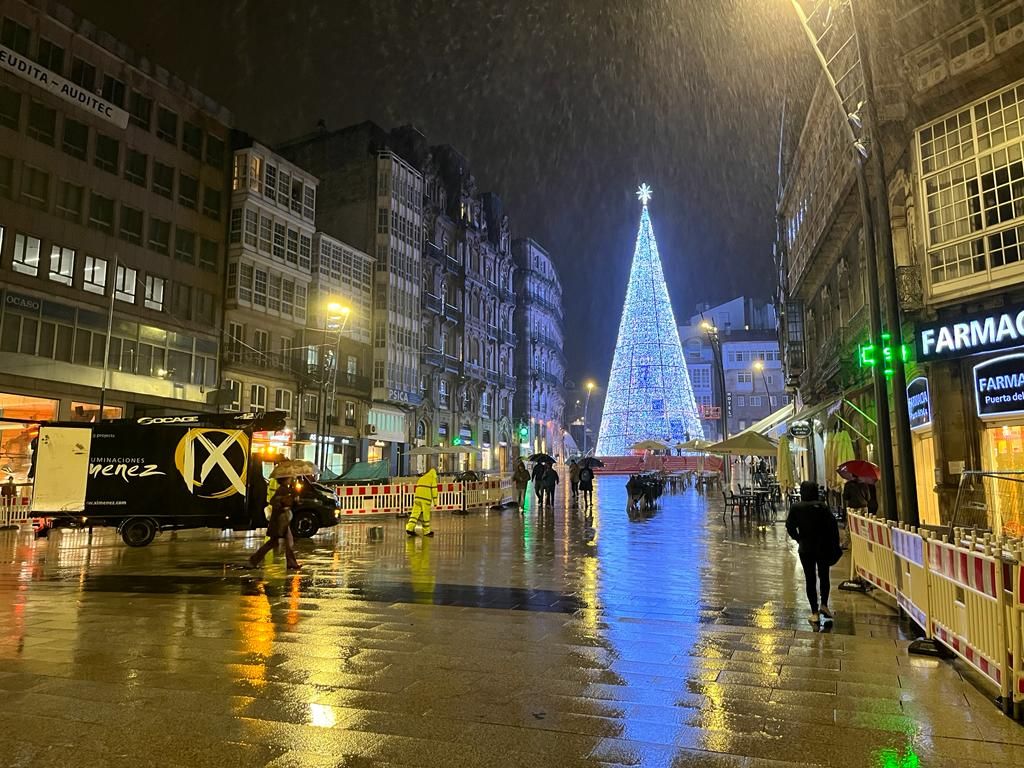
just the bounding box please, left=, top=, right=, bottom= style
left=790, top=421, right=812, bottom=438
left=700, top=405, right=721, bottom=419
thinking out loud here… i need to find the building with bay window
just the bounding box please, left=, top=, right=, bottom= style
left=0, top=0, right=230, bottom=481
left=778, top=2, right=1024, bottom=524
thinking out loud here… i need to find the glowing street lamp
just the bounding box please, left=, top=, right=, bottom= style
left=752, top=360, right=772, bottom=416
left=315, top=299, right=352, bottom=470
left=583, top=380, right=596, bottom=456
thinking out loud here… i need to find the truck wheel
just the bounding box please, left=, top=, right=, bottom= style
left=291, top=510, right=319, bottom=538
left=120, top=518, right=158, bottom=547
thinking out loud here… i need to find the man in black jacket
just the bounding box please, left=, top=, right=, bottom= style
left=786, top=481, right=842, bottom=625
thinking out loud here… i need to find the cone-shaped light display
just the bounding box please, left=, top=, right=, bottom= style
left=595, top=185, right=704, bottom=455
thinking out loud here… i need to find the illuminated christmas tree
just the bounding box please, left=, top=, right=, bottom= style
left=595, top=184, right=704, bottom=456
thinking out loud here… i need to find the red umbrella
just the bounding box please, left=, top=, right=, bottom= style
left=837, top=459, right=881, bottom=484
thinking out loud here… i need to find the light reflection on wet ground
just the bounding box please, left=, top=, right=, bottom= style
left=0, top=480, right=1020, bottom=767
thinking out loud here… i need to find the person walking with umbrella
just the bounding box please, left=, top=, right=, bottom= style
left=540, top=462, right=559, bottom=507
left=568, top=459, right=581, bottom=503
left=786, top=480, right=842, bottom=625
left=407, top=466, right=439, bottom=537
left=578, top=460, right=596, bottom=508
left=248, top=478, right=301, bottom=570
left=529, top=454, right=553, bottom=507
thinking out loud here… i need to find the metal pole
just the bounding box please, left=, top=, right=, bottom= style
left=583, top=389, right=591, bottom=455
left=98, top=254, right=117, bottom=419
left=761, top=371, right=772, bottom=416
left=850, top=1, right=919, bottom=526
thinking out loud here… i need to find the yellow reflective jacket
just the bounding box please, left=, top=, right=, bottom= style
left=414, top=468, right=438, bottom=504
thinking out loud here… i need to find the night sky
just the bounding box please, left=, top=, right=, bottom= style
left=66, top=0, right=811, bottom=390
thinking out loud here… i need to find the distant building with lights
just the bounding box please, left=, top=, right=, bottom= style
left=512, top=238, right=566, bottom=459
left=678, top=297, right=786, bottom=442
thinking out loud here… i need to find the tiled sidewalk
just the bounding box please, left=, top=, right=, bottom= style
left=0, top=480, right=1019, bottom=767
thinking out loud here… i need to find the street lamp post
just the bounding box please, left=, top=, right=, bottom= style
left=700, top=321, right=728, bottom=444
left=752, top=360, right=772, bottom=416
left=582, top=381, right=595, bottom=455
left=316, top=302, right=350, bottom=472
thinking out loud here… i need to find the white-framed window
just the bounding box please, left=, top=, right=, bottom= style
left=48, top=244, right=75, bottom=285
left=229, top=207, right=242, bottom=243
left=252, top=329, right=269, bottom=365
left=12, top=233, right=40, bottom=276
left=249, top=384, right=267, bottom=411
left=227, top=322, right=244, bottom=363
left=750, top=396, right=762, bottom=408
left=114, top=264, right=137, bottom=304
left=736, top=372, right=753, bottom=384
left=225, top=379, right=242, bottom=411
left=254, top=268, right=268, bottom=307
left=244, top=209, right=258, bottom=247
left=239, top=263, right=253, bottom=303
left=765, top=374, right=775, bottom=386
left=736, top=395, right=746, bottom=407
left=259, top=215, right=272, bottom=253
left=274, top=388, right=293, bottom=418
left=83, top=254, right=107, bottom=294
left=144, top=275, right=165, bottom=311
left=303, top=392, right=319, bottom=419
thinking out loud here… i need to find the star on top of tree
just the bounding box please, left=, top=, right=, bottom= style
left=636, top=183, right=653, bottom=206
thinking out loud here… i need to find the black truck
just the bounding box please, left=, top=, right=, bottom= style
left=28, top=411, right=339, bottom=546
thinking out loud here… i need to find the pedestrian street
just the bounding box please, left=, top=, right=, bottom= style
left=0, top=478, right=1020, bottom=768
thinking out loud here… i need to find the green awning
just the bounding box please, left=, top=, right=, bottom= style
left=339, top=460, right=391, bottom=483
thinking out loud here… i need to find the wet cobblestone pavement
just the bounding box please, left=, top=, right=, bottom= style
left=0, top=480, right=1021, bottom=767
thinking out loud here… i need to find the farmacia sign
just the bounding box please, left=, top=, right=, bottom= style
left=973, top=353, right=1024, bottom=418
left=917, top=305, right=1024, bottom=361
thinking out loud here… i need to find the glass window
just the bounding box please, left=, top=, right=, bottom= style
left=0, top=155, right=10, bottom=198
left=229, top=207, right=242, bottom=244
left=119, top=205, right=143, bottom=245
left=274, top=389, right=293, bottom=418
left=19, top=165, right=48, bottom=208
left=88, top=193, right=114, bottom=234
left=61, top=117, right=88, bottom=159
left=144, top=275, right=165, bottom=311
left=172, top=282, right=192, bottom=320
left=83, top=254, right=107, bottom=295
left=12, top=233, right=40, bottom=276
left=302, top=186, right=315, bottom=219
left=152, top=161, right=174, bottom=198
left=250, top=384, right=267, bottom=411
left=174, top=228, right=196, bottom=263
left=238, top=263, right=253, bottom=303
left=259, top=215, right=272, bottom=252
left=70, top=57, right=95, bottom=90
left=128, top=91, right=152, bottom=130
left=264, top=164, right=277, bottom=201
left=202, top=186, right=221, bottom=220
left=273, top=222, right=285, bottom=259
left=205, top=135, right=224, bottom=167
left=244, top=209, right=258, bottom=247
left=36, top=38, right=64, bottom=72
left=286, top=228, right=299, bottom=264
left=55, top=180, right=83, bottom=222
left=0, top=393, right=57, bottom=482
left=199, top=239, right=218, bottom=272
left=178, top=173, right=198, bottom=209
left=182, top=121, right=202, bottom=159
left=223, top=379, right=242, bottom=412
left=100, top=75, right=125, bottom=108
left=115, top=264, right=137, bottom=303
left=195, top=290, right=214, bottom=324
left=124, top=149, right=147, bottom=186
left=1, top=17, right=30, bottom=54
left=48, top=244, right=75, bottom=285
left=94, top=133, right=119, bottom=174
left=27, top=100, right=55, bottom=145
left=0, top=84, right=20, bottom=130
left=156, top=106, right=177, bottom=143
left=254, top=268, right=267, bottom=307
left=148, top=218, right=170, bottom=255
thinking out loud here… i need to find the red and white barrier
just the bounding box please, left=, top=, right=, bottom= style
left=333, top=475, right=514, bottom=517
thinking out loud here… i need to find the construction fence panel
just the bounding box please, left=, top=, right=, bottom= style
left=892, top=525, right=929, bottom=631
left=847, top=512, right=898, bottom=599
left=927, top=536, right=1012, bottom=704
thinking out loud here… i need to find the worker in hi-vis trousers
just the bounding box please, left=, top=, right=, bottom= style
left=406, top=467, right=439, bottom=537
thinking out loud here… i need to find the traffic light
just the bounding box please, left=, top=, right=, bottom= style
left=517, top=424, right=528, bottom=439
left=452, top=437, right=462, bottom=446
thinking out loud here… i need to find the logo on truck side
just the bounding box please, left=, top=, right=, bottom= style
left=173, top=429, right=249, bottom=499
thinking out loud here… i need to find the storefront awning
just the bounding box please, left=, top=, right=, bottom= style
left=739, top=403, right=794, bottom=439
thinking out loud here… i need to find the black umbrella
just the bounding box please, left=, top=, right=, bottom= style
left=528, top=453, right=555, bottom=463
left=580, top=457, right=604, bottom=468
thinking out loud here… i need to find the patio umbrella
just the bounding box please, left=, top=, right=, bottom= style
left=632, top=439, right=669, bottom=451
left=706, top=432, right=778, bottom=457
left=776, top=435, right=796, bottom=493
left=270, top=459, right=318, bottom=479
left=837, top=459, right=880, bottom=484
left=408, top=445, right=441, bottom=456
left=438, top=445, right=482, bottom=454
left=679, top=438, right=716, bottom=452
left=580, top=456, right=604, bottom=468
left=528, top=452, right=555, bottom=463
left=830, top=430, right=855, bottom=490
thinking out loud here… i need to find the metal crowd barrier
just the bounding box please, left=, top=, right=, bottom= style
left=847, top=511, right=1018, bottom=714
left=333, top=475, right=515, bottom=517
